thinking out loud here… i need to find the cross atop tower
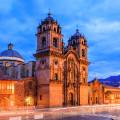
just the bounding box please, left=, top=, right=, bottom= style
left=8, top=43, right=13, bottom=50
left=76, top=28, right=79, bottom=33
left=76, top=25, right=79, bottom=32
left=48, top=9, right=52, bottom=17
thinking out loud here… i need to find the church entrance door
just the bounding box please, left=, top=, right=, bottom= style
left=68, top=92, right=74, bottom=106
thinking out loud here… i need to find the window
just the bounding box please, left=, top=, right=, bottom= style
left=41, top=59, right=46, bottom=65
left=54, top=27, right=56, bottom=32
left=54, top=73, right=58, bottom=80
left=54, top=60, right=58, bottom=65
left=82, top=49, right=86, bottom=57
left=53, top=38, right=58, bottom=47
left=41, top=60, right=45, bottom=64
left=57, top=27, right=59, bottom=33
left=83, top=67, right=85, bottom=71
left=40, top=95, right=42, bottom=100
left=73, top=40, right=76, bottom=46
left=83, top=78, right=86, bottom=83
left=43, top=27, right=46, bottom=32
left=20, top=66, right=25, bottom=78
left=26, top=70, right=29, bottom=77
left=82, top=40, right=84, bottom=45
left=48, top=25, right=51, bottom=30
left=96, top=97, right=98, bottom=104
left=42, top=37, right=46, bottom=48
left=28, top=81, right=32, bottom=89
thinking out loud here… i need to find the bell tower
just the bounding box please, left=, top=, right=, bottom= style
left=36, top=12, right=63, bottom=54
left=34, top=12, right=64, bottom=108
left=68, top=29, right=89, bottom=105
left=68, top=29, right=88, bottom=84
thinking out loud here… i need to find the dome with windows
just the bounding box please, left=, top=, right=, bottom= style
left=0, top=43, right=24, bottom=63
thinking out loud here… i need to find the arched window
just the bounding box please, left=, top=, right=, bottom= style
left=26, top=70, right=29, bottom=77
left=40, top=95, right=42, bottom=100
left=83, top=78, right=86, bottom=83
left=83, top=67, right=86, bottom=71
left=43, top=27, right=46, bottom=32
left=54, top=60, right=58, bottom=65
left=82, top=49, right=86, bottom=57
left=73, top=40, right=76, bottom=46
left=57, top=27, right=59, bottom=33
left=82, top=41, right=84, bottom=45
left=54, top=27, right=56, bottom=32
left=41, top=59, right=46, bottom=65
left=48, top=25, right=51, bottom=30
left=42, top=37, right=46, bottom=48
left=53, top=38, right=58, bottom=47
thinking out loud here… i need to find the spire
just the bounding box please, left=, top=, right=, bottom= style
left=8, top=43, right=13, bottom=50
left=76, top=25, right=79, bottom=33
left=76, top=28, right=79, bottom=33
left=43, top=9, right=55, bottom=22
left=74, top=28, right=81, bottom=37
left=48, top=9, right=52, bottom=17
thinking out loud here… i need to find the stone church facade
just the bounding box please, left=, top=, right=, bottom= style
left=34, top=12, right=89, bottom=108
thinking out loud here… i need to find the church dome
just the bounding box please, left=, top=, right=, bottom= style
left=68, top=29, right=87, bottom=47
left=41, top=12, right=57, bottom=24
left=0, top=43, right=24, bottom=62
left=71, top=29, right=83, bottom=39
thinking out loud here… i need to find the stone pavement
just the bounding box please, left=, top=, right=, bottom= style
left=0, top=114, right=112, bottom=120
left=0, top=104, right=120, bottom=120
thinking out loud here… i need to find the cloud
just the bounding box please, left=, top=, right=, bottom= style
left=89, top=60, right=120, bottom=80
left=0, top=0, right=120, bottom=80
left=85, top=18, right=120, bottom=34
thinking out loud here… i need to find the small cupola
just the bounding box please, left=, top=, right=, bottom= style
left=8, top=43, right=13, bottom=50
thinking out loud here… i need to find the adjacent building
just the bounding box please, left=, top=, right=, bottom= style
left=0, top=43, right=24, bottom=67
left=88, top=78, right=120, bottom=105
left=0, top=44, right=36, bottom=109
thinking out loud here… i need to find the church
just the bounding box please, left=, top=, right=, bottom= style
left=0, top=12, right=89, bottom=108
left=0, top=12, right=119, bottom=109
left=34, top=12, right=89, bottom=107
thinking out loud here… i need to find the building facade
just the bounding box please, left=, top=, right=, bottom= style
left=0, top=44, right=36, bottom=109
left=34, top=12, right=89, bottom=108
left=88, top=78, right=120, bottom=105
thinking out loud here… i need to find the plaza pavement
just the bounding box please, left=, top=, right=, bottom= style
left=0, top=104, right=120, bottom=120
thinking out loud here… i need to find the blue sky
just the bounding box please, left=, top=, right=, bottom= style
left=0, top=0, right=120, bottom=80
